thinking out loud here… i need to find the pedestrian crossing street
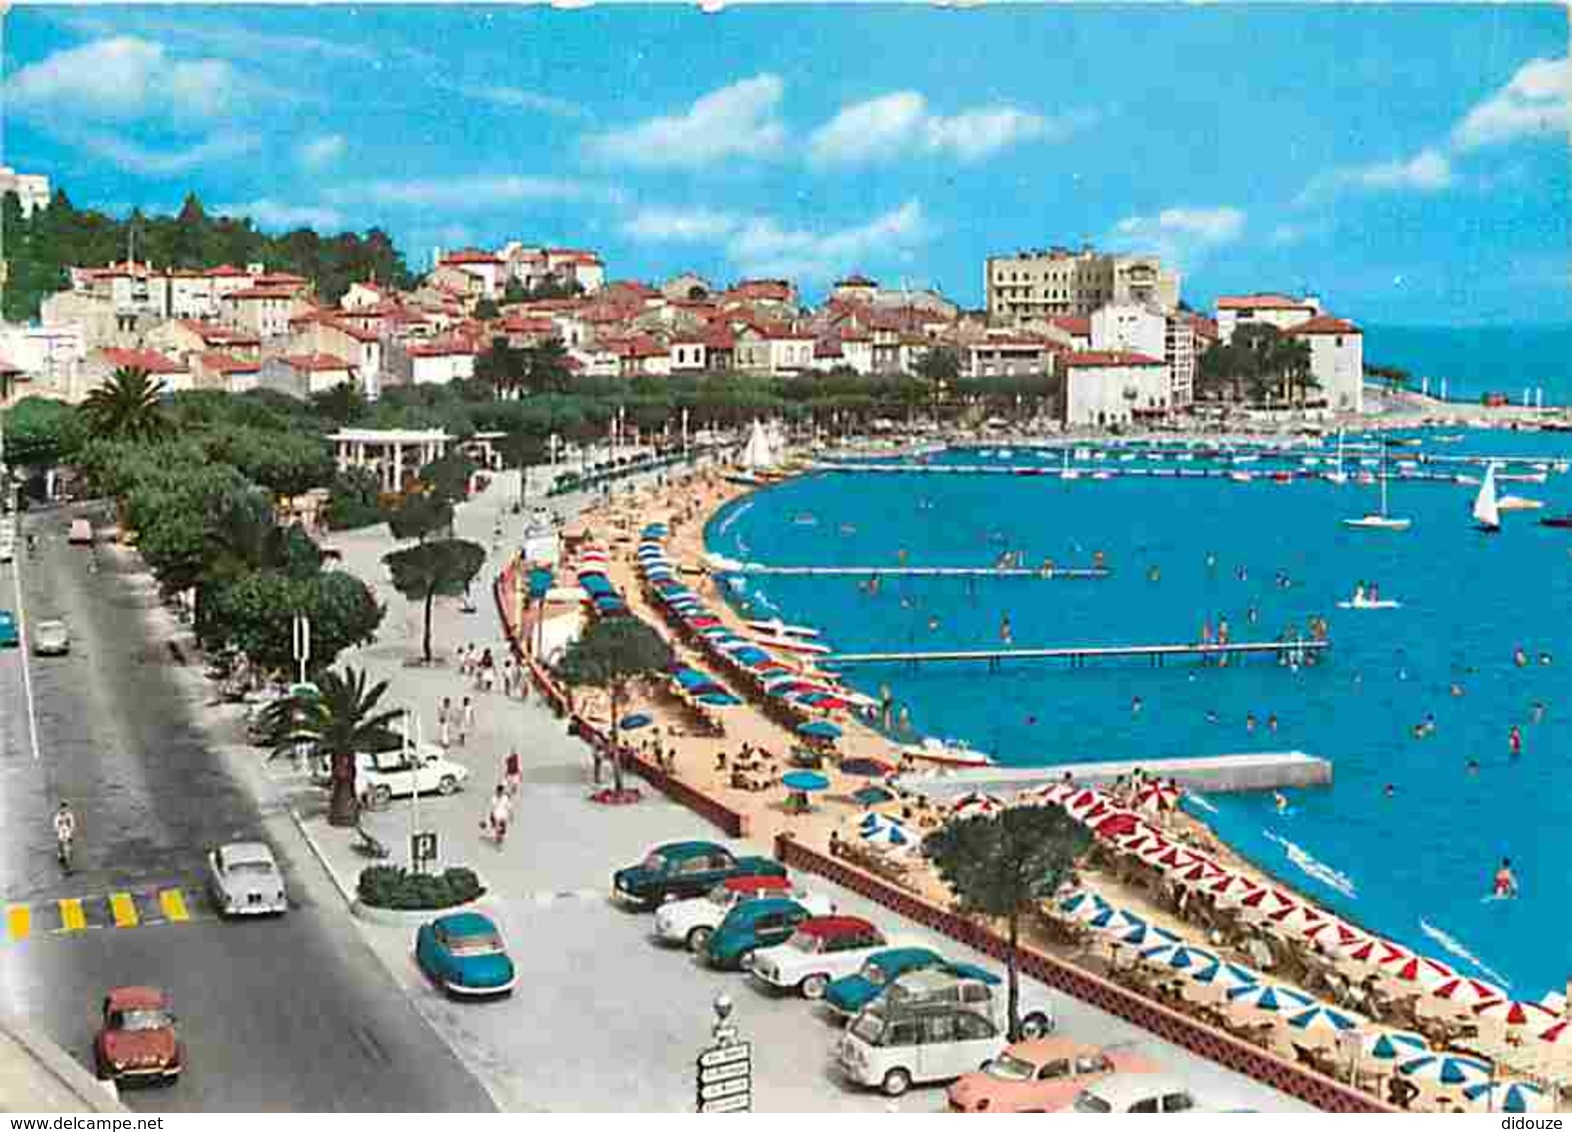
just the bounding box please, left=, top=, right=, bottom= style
left=4, top=884, right=215, bottom=944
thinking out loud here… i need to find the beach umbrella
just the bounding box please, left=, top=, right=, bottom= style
left=1137, top=943, right=1219, bottom=973
left=1284, top=1005, right=1359, bottom=1037
left=949, top=792, right=1005, bottom=820
left=1476, top=1000, right=1560, bottom=1029
left=1361, top=1029, right=1429, bottom=1063
left=1165, top=854, right=1225, bottom=881
left=1398, top=1053, right=1493, bottom=1088
left=1056, top=889, right=1109, bottom=920
left=797, top=720, right=843, bottom=741
left=1133, top=781, right=1182, bottom=812
left=1205, top=874, right=1258, bottom=902
left=841, top=757, right=896, bottom=778
left=852, top=785, right=896, bottom=807
left=1226, top=983, right=1315, bottom=1014
left=1303, top=919, right=1370, bottom=950
left=618, top=713, right=654, bottom=731
left=781, top=770, right=830, bottom=792
left=1189, top=961, right=1260, bottom=991
left=1238, top=887, right=1297, bottom=919
left=1107, top=919, right=1181, bottom=949
left=1381, top=955, right=1457, bottom=990
left=862, top=821, right=912, bottom=852
left=1083, top=904, right=1142, bottom=932
left=1266, top=904, right=1327, bottom=934
left=1429, top=977, right=1507, bottom=1011
left=1342, top=937, right=1412, bottom=967
left=1064, top=788, right=1108, bottom=819
left=695, top=691, right=743, bottom=708
left=1035, top=781, right=1080, bottom=806
left=684, top=615, right=722, bottom=629
left=1116, top=830, right=1167, bottom=856
left=1535, top=1020, right=1572, bottom=1050
left=672, top=667, right=715, bottom=689
left=1462, top=1081, right=1552, bottom=1114
left=1092, top=812, right=1143, bottom=840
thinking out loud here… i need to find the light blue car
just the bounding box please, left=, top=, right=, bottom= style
left=414, top=912, right=516, bottom=999
left=0, top=610, right=18, bottom=649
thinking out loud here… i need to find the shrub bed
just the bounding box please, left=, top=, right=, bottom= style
left=357, top=865, right=485, bottom=910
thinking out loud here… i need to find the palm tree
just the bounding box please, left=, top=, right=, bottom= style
left=261, top=667, right=403, bottom=826
left=82, top=366, right=170, bottom=442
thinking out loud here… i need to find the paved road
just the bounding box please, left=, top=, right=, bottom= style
left=0, top=504, right=494, bottom=1112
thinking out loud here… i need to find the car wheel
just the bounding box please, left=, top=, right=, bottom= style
left=372, top=785, right=393, bottom=806
left=686, top=926, right=713, bottom=954
left=737, top=948, right=756, bottom=972
left=1020, top=1012, right=1052, bottom=1040
left=882, top=1067, right=912, bottom=1097
left=800, top=973, right=829, bottom=1000
left=437, top=775, right=459, bottom=795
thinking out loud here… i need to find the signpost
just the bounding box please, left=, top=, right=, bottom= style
left=411, top=831, right=437, bottom=866
left=696, top=995, right=751, bottom=1113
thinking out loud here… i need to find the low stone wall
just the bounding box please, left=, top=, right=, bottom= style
left=774, top=833, right=1393, bottom=1114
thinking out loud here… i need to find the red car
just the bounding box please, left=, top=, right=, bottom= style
left=94, top=986, right=184, bottom=1085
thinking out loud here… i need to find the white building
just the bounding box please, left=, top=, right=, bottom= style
left=1215, top=293, right=1321, bottom=344
left=1090, top=303, right=1194, bottom=410
left=0, top=167, right=51, bottom=217
left=1063, top=350, right=1171, bottom=428
left=1284, top=316, right=1364, bottom=413
left=0, top=323, right=86, bottom=401
left=331, top=428, right=453, bottom=493
left=435, top=249, right=506, bottom=300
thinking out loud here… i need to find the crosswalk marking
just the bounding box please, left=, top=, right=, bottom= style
left=109, top=893, right=138, bottom=928
left=159, top=889, right=190, bottom=923
left=6, top=905, right=29, bottom=941
left=58, top=898, right=86, bottom=932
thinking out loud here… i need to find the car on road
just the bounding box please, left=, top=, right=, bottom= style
left=652, top=875, right=835, bottom=953
left=1057, top=1073, right=1202, bottom=1114
left=207, top=841, right=288, bottom=917
left=835, top=1000, right=1005, bottom=1097
left=823, top=947, right=947, bottom=1019
left=612, top=840, right=786, bottom=910
left=750, top=915, right=910, bottom=1000
left=415, top=912, right=516, bottom=998
left=705, top=896, right=813, bottom=971
left=883, top=964, right=1056, bottom=1040
left=0, top=538, right=12, bottom=564
left=93, top=986, right=184, bottom=1085
left=0, top=610, right=16, bottom=648
left=357, top=744, right=469, bottom=804
left=68, top=518, right=93, bottom=545
left=946, top=1037, right=1155, bottom=1112
left=30, top=618, right=69, bottom=656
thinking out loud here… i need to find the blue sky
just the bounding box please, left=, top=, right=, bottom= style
left=4, top=4, right=1568, bottom=324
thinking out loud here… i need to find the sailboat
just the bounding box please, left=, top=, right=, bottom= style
left=1342, top=442, right=1410, bottom=531
left=1060, top=448, right=1080, bottom=481
left=1324, top=429, right=1349, bottom=485
left=1473, top=462, right=1501, bottom=534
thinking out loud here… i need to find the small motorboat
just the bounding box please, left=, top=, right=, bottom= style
left=1336, top=596, right=1402, bottom=610
left=1229, top=471, right=1253, bottom=483
left=1498, top=495, right=1545, bottom=513
left=745, top=618, right=820, bottom=639
left=899, top=737, right=995, bottom=769
left=1539, top=515, right=1572, bottom=529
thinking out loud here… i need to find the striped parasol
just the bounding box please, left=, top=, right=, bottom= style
left=1238, top=886, right=1297, bottom=919
left=1226, top=982, right=1315, bottom=1014
left=1302, top=919, right=1369, bottom=950
left=1360, top=1029, right=1429, bottom=1063
left=1476, top=1000, right=1561, bottom=1030
left=1342, top=937, right=1412, bottom=968
left=1398, top=1053, right=1493, bottom=1088
left=1136, top=943, right=1220, bottom=974
left=1428, top=977, right=1507, bottom=1011
left=1284, top=1005, right=1359, bottom=1037
left=1462, top=1081, right=1552, bottom=1114
left=1189, top=961, right=1259, bottom=991
left=1380, top=955, right=1457, bottom=991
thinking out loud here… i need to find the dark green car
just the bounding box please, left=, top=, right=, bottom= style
left=705, top=897, right=811, bottom=970
left=612, top=840, right=786, bottom=910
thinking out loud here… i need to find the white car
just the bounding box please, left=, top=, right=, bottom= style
left=749, top=916, right=911, bottom=999
left=207, top=841, right=288, bottom=916
left=1060, top=1073, right=1203, bottom=1114
left=652, top=876, right=835, bottom=954
left=30, top=619, right=69, bottom=656
left=883, top=966, right=1056, bottom=1040
left=835, top=1000, right=1006, bottom=1096
left=358, top=743, right=469, bottom=804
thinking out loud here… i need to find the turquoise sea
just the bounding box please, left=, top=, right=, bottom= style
left=1365, top=324, right=1572, bottom=407
left=705, top=433, right=1572, bottom=996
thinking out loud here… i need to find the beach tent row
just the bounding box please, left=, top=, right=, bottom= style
left=575, top=543, right=629, bottom=617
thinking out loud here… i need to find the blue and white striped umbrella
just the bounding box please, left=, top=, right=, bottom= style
left=1114, top=921, right=1182, bottom=949
left=1138, top=943, right=1219, bottom=973
left=1398, top=1054, right=1493, bottom=1087
left=1085, top=905, right=1142, bottom=933
left=1463, top=1081, right=1551, bottom=1113
left=1361, top=1029, right=1429, bottom=1062
left=1226, top=983, right=1315, bottom=1013
left=1190, top=961, right=1260, bottom=990
left=1285, top=1005, right=1359, bottom=1035
left=1056, top=889, right=1107, bottom=919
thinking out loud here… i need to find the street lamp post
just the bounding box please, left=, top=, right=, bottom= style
left=292, top=613, right=312, bottom=687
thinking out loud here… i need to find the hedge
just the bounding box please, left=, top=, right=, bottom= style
left=357, top=865, right=485, bottom=910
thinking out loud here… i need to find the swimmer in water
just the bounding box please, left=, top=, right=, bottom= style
left=1245, top=713, right=1257, bottom=733
left=1514, top=646, right=1529, bottom=668
left=1531, top=701, right=1546, bottom=724
left=1450, top=682, right=1465, bottom=698
left=1147, top=565, right=1161, bottom=583
left=1205, top=709, right=1220, bottom=725
left=1131, top=695, right=1143, bottom=716
left=1467, top=758, right=1480, bottom=775
left=928, top=615, right=940, bottom=632
left=1273, top=791, right=1288, bottom=813
left=1267, top=713, right=1278, bottom=734
left=1509, top=724, right=1522, bottom=757
left=1383, top=783, right=1396, bottom=798
left=1205, top=551, right=1217, bottom=571
left=1493, top=857, right=1519, bottom=899
left=1000, top=614, right=1013, bottom=644
left=1540, top=652, right=1553, bottom=666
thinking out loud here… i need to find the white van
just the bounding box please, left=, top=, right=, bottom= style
left=835, top=1002, right=1005, bottom=1097
left=884, top=966, right=1056, bottom=1040
left=68, top=518, right=93, bottom=546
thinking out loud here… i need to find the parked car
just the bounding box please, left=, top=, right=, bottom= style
left=68, top=518, right=93, bottom=545
left=1058, top=1073, right=1202, bottom=1114
left=0, top=538, right=12, bottom=564
left=883, top=964, right=1056, bottom=1040
left=414, top=912, right=516, bottom=998
left=357, top=744, right=468, bottom=804
left=612, top=840, right=786, bottom=910
left=30, top=619, right=69, bottom=656
left=206, top=841, right=288, bottom=917
left=750, top=915, right=911, bottom=999
left=947, top=1038, right=1155, bottom=1112
left=823, top=947, right=948, bottom=1019
left=0, top=610, right=17, bottom=648
left=652, top=874, right=833, bottom=953
left=93, top=986, right=184, bottom=1085
left=835, top=1000, right=1005, bottom=1097
left=704, top=897, right=812, bottom=971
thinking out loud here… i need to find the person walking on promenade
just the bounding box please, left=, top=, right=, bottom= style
left=505, top=750, right=522, bottom=797
left=437, top=696, right=453, bottom=748
left=487, top=785, right=513, bottom=846
left=459, top=696, right=475, bottom=747
left=478, top=648, right=497, bottom=693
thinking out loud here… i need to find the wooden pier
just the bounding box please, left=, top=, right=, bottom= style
left=898, top=751, right=1333, bottom=799
left=730, top=564, right=1110, bottom=580
left=830, top=638, right=1327, bottom=670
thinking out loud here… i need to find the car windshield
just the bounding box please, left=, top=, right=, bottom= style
left=229, top=860, right=275, bottom=876
left=1073, top=1092, right=1114, bottom=1114
left=849, top=1012, right=885, bottom=1045
left=118, top=1009, right=171, bottom=1032
left=446, top=932, right=504, bottom=957
left=987, top=1053, right=1037, bottom=1082
left=865, top=963, right=887, bottom=985
left=789, top=931, right=826, bottom=954
left=641, top=852, right=668, bottom=873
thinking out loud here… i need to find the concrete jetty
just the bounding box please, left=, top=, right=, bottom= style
left=831, top=639, right=1327, bottom=669
left=730, top=564, right=1109, bottom=580
left=896, top=750, right=1333, bottom=800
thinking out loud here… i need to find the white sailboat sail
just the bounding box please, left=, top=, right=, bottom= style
left=740, top=419, right=775, bottom=470
left=1473, top=462, right=1501, bottom=530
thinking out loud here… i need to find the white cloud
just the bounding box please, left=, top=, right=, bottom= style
left=1268, top=220, right=1331, bottom=247
left=1453, top=56, right=1569, bottom=151
left=298, top=134, right=347, bottom=169
left=327, top=175, right=612, bottom=210
left=52, top=12, right=386, bottom=63
left=808, top=91, right=1086, bottom=166
left=433, top=79, right=587, bottom=120
left=728, top=200, right=929, bottom=282
left=1296, top=148, right=1453, bottom=206
left=6, top=36, right=244, bottom=124
left=583, top=75, right=786, bottom=167
left=79, top=130, right=261, bottom=177
left=214, top=199, right=345, bottom=232
left=621, top=207, right=740, bottom=242
left=1109, top=205, right=1245, bottom=267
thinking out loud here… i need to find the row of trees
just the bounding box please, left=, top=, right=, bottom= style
left=1195, top=323, right=1317, bottom=406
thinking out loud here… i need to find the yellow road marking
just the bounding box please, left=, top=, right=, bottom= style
left=159, top=889, right=190, bottom=923
left=109, top=893, right=138, bottom=928
left=6, top=905, right=29, bottom=942
left=58, top=898, right=86, bottom=932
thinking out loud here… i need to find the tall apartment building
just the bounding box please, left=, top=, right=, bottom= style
left=1089, top=303, right=1195, bottom=409
left=985, top=246, right=1179, bottom=326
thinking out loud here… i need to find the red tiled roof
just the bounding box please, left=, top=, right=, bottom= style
left=407, top=338, right=476, bottom=358
left=224, top=286, right=298, bottom=301
left=200, top=351, right=260, bottom=374
left=1283, top=316, right=1361, bottom=336
left=179, top=320, right=259, bottom=346
left=251, top=272, right=308, bottom=287
left=835, top=273, right=877, bottom=287
left=441, top=248, right=503, bottom=266
left=728, top=279, right=794, bottom=302
left=1215, top=294, right=1313, bottom=311
left=280, top=353, right=352, bottom=372
left=1063, top=350, right=1166, bottom=368
left=205, top=264, right=249, bottom=278
left=98, top=348, right=185, bottom=375
left=502, top=315, right=557, bottom=334
left=323, top=318, right=381, bottom=344
left=1050, top=316, right=1091, bottom=335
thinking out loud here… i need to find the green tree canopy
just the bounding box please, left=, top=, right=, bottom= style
left=82, top=367, right=171, bottom=443
left=0, top=396, right=87, bottom=466
left=199, top=569, right=383, bottom=679
left=382, top=538, right=486, bottom=663
left=261, top=667, right=404, bottom=826
left=555, top=617, right=674, bottom=793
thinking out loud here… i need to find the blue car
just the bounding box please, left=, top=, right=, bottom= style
left=705, top=897, right=810, bottom=970
left=414, top=912, right=516, bottom=998
left=0, top=610, right=17, bottom=649
left=823, top=947, right=946, bottom=1018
